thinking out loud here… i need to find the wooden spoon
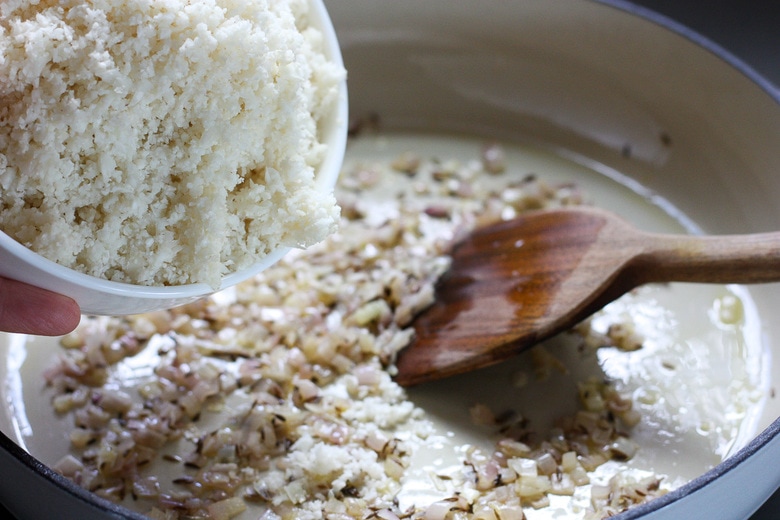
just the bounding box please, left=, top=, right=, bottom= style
left=394, top=206, right=780, bottom=386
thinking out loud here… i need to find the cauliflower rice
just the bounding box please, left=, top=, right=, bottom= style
left=0, top=0, right=344, bottom=287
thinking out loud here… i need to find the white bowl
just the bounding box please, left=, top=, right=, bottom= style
left=0, top=0, right=348, bottom=316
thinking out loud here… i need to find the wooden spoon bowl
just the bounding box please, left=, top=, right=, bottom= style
left=394, top=206, right=780, bottom=386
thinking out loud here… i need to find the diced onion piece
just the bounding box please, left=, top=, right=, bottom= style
left=207, top=497, right=247, bottom=520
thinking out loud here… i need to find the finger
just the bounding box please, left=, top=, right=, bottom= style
left=0, top=278, right=81, bottom=336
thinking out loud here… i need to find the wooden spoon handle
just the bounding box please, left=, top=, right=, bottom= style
left=637, top=231, right=780, bottom=285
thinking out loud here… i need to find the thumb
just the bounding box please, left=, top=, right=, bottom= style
left=0, top=277, right=81, bottom=336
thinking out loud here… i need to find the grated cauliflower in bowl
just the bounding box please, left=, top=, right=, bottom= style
left=0, top=0, right=345, bottom=288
